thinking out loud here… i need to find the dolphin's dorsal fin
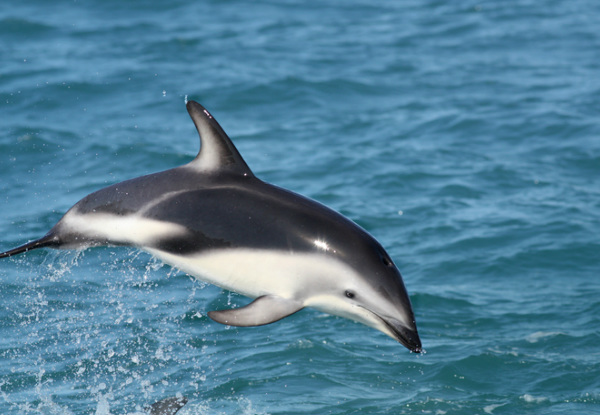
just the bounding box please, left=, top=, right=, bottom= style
left=186, top=100, right=254, bottom=176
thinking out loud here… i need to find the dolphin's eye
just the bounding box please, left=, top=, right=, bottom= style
left=345, top=290, right=355, bottom=299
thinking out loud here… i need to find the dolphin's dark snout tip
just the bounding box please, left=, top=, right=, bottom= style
left=410, top=343, right=423, bottom=354
left=383, top=318, right=422, bottom=353
left=401, top=328, right=422, bottom=354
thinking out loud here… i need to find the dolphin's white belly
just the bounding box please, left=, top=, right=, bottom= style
left=146, top=248, right=356, bottom=304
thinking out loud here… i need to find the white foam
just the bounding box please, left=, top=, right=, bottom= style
left=525, top=331, right=562, bottom=343
left=483, top=403, right=505, bottom=413
left=521, top=394, right=548, bottom=403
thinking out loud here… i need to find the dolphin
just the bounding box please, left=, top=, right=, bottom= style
left=0, top=101, right=421, bottom=352
left=146, top=396, right=187, bottom=415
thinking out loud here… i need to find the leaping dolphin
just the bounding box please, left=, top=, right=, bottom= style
left=0, top=101, right=422, bottom=352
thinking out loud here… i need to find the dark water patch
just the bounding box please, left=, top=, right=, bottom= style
left=0, top=18, right=56, bottom=39
left=433, top=183, right=485, bottom=200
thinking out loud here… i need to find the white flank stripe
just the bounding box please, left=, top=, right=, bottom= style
left=63, top=213, right=189, bottom=246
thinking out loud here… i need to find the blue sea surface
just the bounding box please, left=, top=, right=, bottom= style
left=1, top=0, right=600, bottom=414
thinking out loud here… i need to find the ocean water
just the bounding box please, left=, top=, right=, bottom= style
left=1, top=0, right=599, bottom=414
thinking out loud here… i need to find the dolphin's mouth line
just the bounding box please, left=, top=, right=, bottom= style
left=354, top=305, right=421, bottom=353
left=376, top=314, right=422, bottom=354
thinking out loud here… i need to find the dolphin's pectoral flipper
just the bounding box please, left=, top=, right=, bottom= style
left=208, top=295, right=304, bottom=327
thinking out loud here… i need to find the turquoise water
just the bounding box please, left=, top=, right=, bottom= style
left=1, top=0, right=600, bottom=413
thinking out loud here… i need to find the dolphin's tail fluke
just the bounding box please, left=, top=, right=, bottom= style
left=0, top=233, right=59, bottom=259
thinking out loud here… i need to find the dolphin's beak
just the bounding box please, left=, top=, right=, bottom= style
left=381, top=317, right=422, bottom=353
